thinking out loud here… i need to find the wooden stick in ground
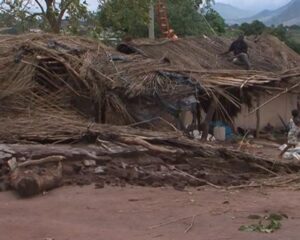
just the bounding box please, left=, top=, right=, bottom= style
left=184, top=215, right=196, bottom=234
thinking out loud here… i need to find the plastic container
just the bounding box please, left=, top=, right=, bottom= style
left=213, top=126, right=226, bottom=141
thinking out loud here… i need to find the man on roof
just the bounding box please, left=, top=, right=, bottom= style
left=221, top=34, right=251, bottom=70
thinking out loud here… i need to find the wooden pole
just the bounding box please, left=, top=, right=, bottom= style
left=256, top=95, right=260, bottom=139
left=249, top=80, right=300, bottom=115
left=148, top=1, right=155, bottom=40
left=200, top=98, right=217, bottom=140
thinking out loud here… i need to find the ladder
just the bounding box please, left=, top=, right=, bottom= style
left=156, top=0, right=172, bottom=38
left=156, top=0, right=177, bottom=40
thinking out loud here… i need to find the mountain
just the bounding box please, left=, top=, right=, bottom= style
left=268, top=0, right=300, bottom=26
left=212, top=3, right=255, bottom=23
left=235, top=0, right=300, bottom=26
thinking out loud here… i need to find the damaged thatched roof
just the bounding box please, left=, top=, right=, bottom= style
left=0, top=33, right=299, bottom=143
left=130, top=34, right=300, bottom=72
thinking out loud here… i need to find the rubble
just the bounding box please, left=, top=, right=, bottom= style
left=0, top=33, right=299, bottom=197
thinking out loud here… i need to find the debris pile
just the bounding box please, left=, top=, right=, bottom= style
left=0, top=33, right=299, bottom=197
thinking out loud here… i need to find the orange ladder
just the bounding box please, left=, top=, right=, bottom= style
left=155, top=0, right=177, bottom=40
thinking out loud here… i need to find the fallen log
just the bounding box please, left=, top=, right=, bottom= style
left=10, top=161, right=63, bottom=197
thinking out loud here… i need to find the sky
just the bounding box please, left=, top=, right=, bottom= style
left=84, top=0, right=292, bottom=12
left=29, top=0, right=292, bottom=13
left=215, top=0, right=291, bottom=12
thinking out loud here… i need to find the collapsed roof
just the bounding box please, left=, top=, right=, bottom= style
left=129, top=34, right=300, bottom=71
left=0, top=33, right=299, bottom=143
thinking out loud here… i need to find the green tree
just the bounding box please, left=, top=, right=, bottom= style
left=270, top=24, right=288, bottom=41
left=97, top=0, right=214, bottom=38
left=98, top=0, right=150, bottom=38
left=0, top=0, right=88, bottom=33
left=204, top=9, right=226, bottom=34
left=167, top=0, right=209, bottom=36
left=240, top=20, right=266, bottom=36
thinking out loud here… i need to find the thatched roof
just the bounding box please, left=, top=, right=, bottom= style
left=0, top=33, right=299, bottom=142
left=130, top=34, right=300, bottom=71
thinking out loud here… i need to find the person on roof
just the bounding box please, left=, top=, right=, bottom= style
left=221, top=34, right=251, bottom=70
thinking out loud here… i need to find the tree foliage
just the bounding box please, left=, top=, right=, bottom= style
left=97, top=0, right=215, bottom=38
left=204, top=9, right=226, bottom=34
left=0, top=0, right=88, bottom=33
left=98, top=0, right=151, bottom=38
left=239, top=20, right=266, bottom=36
left=238, top=20, right=300, bottom=55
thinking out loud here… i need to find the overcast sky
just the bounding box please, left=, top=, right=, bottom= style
left=67, top=0, right=292, bottom=12
left=215, top=0, right=291, bottom=12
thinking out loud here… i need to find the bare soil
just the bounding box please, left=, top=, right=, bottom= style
left=1, top=186, right=300, bottom=240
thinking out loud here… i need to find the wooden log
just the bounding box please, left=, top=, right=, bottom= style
left=18, top=156, right=65, bottom=168
left=10, top=162, right=62, bottom=197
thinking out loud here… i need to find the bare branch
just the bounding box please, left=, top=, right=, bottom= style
left=34, top=0, right=46, bottom=14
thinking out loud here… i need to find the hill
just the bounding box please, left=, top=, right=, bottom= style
left=212, top=3, right=255, bottom=24
left=236, top=0, right=300, bottom=26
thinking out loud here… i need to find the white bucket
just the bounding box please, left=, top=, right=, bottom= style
left=213, top=126, right=226, bottom=141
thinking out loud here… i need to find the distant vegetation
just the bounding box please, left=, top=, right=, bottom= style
left=235, top=20, right=300, bottom=54
left=213, top=0, right=300, bottom=27
left=0, top=0, right=299, bottom=54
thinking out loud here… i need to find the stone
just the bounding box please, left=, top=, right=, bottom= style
left=83, top=160, right=96, bottom=167
left=94, top=166, right=105, bottom=174
left=7, top=158, right=17, bottom=171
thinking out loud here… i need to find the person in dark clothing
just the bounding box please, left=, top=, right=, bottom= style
left=221, top=35, right=251, bottom=70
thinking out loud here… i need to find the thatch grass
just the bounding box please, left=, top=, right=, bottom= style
left=0, top=33, right=299, bottom=143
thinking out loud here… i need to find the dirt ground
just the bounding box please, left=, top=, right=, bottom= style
left=1, top=186, right=300, bottom=240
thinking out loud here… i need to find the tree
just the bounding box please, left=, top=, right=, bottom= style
left=97, top=0, right=214, bottom=38
left=204, top=9, right=226, bottom=34
left=0, top=0, right=88, bottom=33
left=239, top=20, right=266, bottom=36
left=270, top=24, right=288, bottom=41
left=0, top=0, right=31, bottom=32
left=98, top=0, right=151, bottom=38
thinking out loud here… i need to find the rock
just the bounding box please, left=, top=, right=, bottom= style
left=83, top=160, right=96, bottom=167
left=7, top=158, right=17, bottom=171
left=94, top=166, right=105, bottom=174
